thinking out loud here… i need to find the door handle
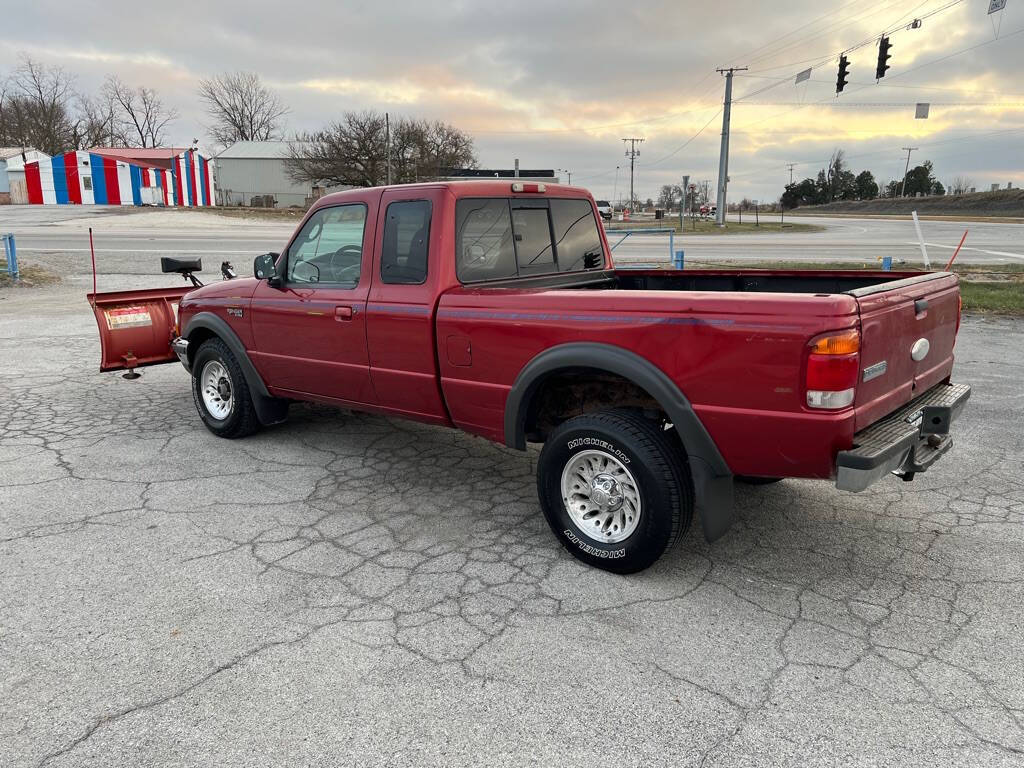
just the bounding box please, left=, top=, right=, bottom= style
left=335, top=305, right=353, bottom=321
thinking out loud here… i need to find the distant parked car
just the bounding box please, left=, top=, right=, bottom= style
left=595, top=200, right=613, bottom=221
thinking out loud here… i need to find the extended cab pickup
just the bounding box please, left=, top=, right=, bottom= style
left=88, top=181, right=970, bottom=573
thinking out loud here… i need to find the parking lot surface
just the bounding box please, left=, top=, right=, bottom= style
left=2, top=272, right=1023, bottom=765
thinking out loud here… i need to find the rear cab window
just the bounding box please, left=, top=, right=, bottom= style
left=456, top=197, right=604, bottom=283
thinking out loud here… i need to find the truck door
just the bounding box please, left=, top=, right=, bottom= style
left=366, top=187, right=450, bottom=425
left=249, top=199, right=378, bottom=405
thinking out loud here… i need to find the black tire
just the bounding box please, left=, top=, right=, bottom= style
left=735, top=476, right=783, bottom=485
left=190, top=338, right=261, bottom=439
left=537, top=410, right=694, bottom=574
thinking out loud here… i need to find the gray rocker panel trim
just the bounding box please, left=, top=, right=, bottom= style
left=503, top=342, right=735, bottom=541
left=183, top=312, right=288, bottom=426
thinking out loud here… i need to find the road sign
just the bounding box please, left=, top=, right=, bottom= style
left=915, top=103, right=930, bottom=119
left=795, top=68, right=812, bottom=84
left=988, top=0, right=1007, bottom=14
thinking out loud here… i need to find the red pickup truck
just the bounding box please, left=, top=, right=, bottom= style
left=89, top=181, right=970, bottom=573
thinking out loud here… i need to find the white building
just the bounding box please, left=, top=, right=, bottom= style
left=214, top=141, right=314, bottom=207
left=1, top=148, right=49, bottom=204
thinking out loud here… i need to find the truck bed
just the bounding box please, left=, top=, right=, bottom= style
left=462, top=267, right=940, bottom=295
left=437, top=267, right=960, bottom=481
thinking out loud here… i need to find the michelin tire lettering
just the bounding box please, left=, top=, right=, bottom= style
left=564, top=529, right=626, bottom=559
left=567, top=437, right=631, bottom=464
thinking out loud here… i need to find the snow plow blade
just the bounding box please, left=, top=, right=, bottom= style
left=87, top=287, right=192, bottom=373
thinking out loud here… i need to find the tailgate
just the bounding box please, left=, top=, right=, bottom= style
left=850, top=272, right=960, bottom=430
left=87, top=287, right=192, bottom=372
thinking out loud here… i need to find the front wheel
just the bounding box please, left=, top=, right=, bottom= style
left=191, top=338, right=261, bottom=439
left=537, top=410, right=694, bottom=573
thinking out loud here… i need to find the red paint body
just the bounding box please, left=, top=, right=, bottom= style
left=91, top=182, right=962, bottom=481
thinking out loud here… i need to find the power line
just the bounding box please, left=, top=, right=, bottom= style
left=736, top=73, right=1024, bottom=98
left=732, top=25, right=1024, bottom=131
left=636, top=108, right=722, bottom=168
left=743, top=0, right=911, bottom=70
left=742, top=0, right=965, bottom=76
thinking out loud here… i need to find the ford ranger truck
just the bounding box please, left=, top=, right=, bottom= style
left=88, top=180, right=970, bottom=573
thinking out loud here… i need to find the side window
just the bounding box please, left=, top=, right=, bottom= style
left=287, top=204, right=367, bottom=285
left=551, top=199, right=604, bottom=272
left=381, top=200, right=431, bottom=284
left=511, top=207, right=555, bottom=275
left=456, top=199, right=518, bottom=282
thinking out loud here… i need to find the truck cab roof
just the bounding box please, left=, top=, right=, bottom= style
left=312, top=180, right=594, bottom=210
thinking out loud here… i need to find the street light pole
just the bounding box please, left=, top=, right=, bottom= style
left=612, top=165, right=620, bottom=212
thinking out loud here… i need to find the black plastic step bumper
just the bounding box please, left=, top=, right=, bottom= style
left=836, top=382, right=971, bottom=492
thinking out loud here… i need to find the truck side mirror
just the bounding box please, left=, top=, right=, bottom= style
left=254, top=252, right=281, bottom=285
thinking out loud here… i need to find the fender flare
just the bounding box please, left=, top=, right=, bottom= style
left=504, top=342, right=735, bottom=542
left=183, top=312, right=288, bottom=426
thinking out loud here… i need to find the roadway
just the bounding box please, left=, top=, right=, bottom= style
left=1, top=207, right=1022, bottom=292
left=608, top=214, right=1024, bottom=266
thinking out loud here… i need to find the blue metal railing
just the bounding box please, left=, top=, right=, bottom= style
left=1, top=233, right=17, bottom=282
left=606, top=227, right=685, bottom=269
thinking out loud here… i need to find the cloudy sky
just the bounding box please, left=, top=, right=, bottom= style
left=4, top=0, right=1023, bottom=203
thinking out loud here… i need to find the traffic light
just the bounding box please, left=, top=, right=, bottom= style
left=876, top=36, right=892, bottom=80
left=836, top=55, right=850, bottom=94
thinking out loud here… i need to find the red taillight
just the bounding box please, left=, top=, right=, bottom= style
left=956, top=293, right=962, bottom=337
left=807, top=353, right=859, bottom=390
left=806, top=330, right=860, bottom=410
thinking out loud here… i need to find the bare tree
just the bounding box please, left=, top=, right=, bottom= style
left=103, top=76, right=178, bottom=147
left=73, top=91, right=121, bottom=149
left=0, top=55, right=78, bottom=154
left=286, top=110, right=477, bottom=188
left=198, top=72, right=287, bottom=147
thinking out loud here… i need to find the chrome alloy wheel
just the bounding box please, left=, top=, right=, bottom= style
left=560, top=449, right=642, bottom=544
left=200, top=360, right=234, bottom=421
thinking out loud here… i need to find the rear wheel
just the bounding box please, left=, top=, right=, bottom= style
left=537, top=410, right=693, bottom=573
left=191, top=338, right=260, bottom=439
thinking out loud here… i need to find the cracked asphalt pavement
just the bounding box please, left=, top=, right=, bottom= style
left=2, top=280, right=1023, bottom=767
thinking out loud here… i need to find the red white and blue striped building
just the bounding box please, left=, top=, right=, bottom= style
left=24, top=149, right=215, bottom=207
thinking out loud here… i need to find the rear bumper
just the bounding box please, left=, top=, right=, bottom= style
left=836, top=382, right=971, bottom=492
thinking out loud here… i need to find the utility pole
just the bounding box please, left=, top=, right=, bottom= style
left=680, top=174, right=689, bottom=230
left=385, top=112, right=392, bottom=186
left=786, top=163, right=796, bottom=185
left=715, top=67, right=746, bottom=227
left=900, top=147, right=917, bottom=197
left=622, top=137, right=644, bottom=212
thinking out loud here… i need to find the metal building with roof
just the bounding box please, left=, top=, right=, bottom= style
left=1, top=147, right=49, bottom=204
left=214, top=140, right=314, bottom=207
left=85, top=147, right=190, bottom=170
left=22, top=149, right=215, bottom=207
